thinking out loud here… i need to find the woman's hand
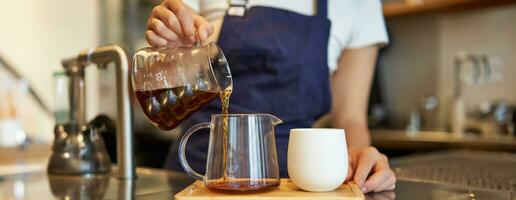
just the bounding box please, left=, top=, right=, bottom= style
left=346, top=147, right=396, bottom=193
left=147, top=0, right=214, bottom=48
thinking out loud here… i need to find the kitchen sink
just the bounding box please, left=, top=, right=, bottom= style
left=391, top=150, right=516, bottom=192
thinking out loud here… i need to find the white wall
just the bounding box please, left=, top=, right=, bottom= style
left=379, top=14, right=441, bottom=128
left=437, top=5, right=516, bottom=126
left=0, top=1, right=99, bottom=143
left=381, top=5, right=516, bottom=130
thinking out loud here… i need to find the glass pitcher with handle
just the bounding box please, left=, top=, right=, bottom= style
left=179, top=114, right=283, bottom=192
left=132, top=43, right=232, bottom=130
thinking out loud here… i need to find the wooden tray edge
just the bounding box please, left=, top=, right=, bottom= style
left=175, top=180, right=365, bottom=200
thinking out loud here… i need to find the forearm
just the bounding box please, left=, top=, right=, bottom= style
left=331, top=45, right=379, bottom=150
left=332, top=104, right=371, bottom=149
left=334, top=120, right=371, bottom=149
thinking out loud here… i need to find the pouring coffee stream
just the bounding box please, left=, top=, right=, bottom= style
left=220, top=89, right=232, bottom=181
left=197, top=34, right=233, bottom=181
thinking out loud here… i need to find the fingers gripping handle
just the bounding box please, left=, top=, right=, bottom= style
left=179, top=122, right=210, bottom=181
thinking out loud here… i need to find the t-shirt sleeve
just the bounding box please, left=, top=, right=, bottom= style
left=346, top=0, right=389, bottom=48
left=184, top=0, right=200, bottom=13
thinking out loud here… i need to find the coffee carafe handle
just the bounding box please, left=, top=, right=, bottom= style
left=179, top=122, right=210, bottom=181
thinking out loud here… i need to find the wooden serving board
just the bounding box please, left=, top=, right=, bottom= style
left=175, top=179, right=364, bottom=200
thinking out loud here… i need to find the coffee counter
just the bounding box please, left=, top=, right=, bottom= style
left=0, top=166, right=511, bottom=199
left=0, top=145, right=513, bottom=199
left=0, top=168, right=191, bottom=199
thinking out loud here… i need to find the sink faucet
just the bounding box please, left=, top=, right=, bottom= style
left=61, top=45, right=135, bottom=179
left=451, top=52, right=481, bottom=136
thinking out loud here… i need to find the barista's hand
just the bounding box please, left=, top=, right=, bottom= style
left=147, top=0, right=214, bottom=47
left=345, top=147, right=396, bottom=193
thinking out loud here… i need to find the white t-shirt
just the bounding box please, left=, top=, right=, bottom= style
left=185, top=0, right=389, bottom=73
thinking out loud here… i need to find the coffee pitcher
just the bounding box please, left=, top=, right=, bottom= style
left=179, top=114, right=283, bottom=191
left=132, top=43, right=232, bottom=131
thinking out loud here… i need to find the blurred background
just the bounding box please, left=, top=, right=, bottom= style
left=0, top=0, right=515, bottom=168
left=0, top=1, right=515, bottom=198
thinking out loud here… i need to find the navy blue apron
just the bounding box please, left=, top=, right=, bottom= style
left=165, top=0, right=332, bottom=177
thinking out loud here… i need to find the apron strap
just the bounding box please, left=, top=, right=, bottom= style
left=316, top=0, right=328, bottom=18
left=228, top=0, right=248, bottom=16
left=228, top=0, right=327, bottom=18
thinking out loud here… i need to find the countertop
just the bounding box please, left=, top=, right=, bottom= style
left=1, top=168, right=513, bottom=200
left=1, top=145, right=514, bottom=199
left=1, top=168, right=514, bottom=199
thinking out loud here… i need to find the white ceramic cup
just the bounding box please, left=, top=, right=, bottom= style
left=287, top=128, right=348, bottom=192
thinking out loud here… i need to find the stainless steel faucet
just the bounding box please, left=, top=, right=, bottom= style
left=60, top=45, right=135, bottom=179
left=454, top=52, right=482, bottom=98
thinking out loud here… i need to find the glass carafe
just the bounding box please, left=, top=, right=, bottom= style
left=132, top=43, right=232, bottom=130
left=179, top=114, right=283, bottom=192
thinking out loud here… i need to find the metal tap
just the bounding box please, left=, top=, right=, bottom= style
left=451, top=52, right=482, bottom=135
left=62, top=45, right=135, bottom=179
left=454, top=52, right=482, bottom=98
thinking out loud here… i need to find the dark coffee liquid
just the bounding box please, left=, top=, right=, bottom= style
left=206, top=179, right=280, bottom=192
left=135, top=86, right=219, bottom=130
left=220, top=89, right=231, bottom=180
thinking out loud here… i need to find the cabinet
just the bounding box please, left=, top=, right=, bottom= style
left=383, top=0, right=516, bottom=18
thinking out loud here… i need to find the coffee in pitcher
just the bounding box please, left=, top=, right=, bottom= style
left=135, top=86, right=219, bottom=130
left=205, top=178, right=280, bottom=192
